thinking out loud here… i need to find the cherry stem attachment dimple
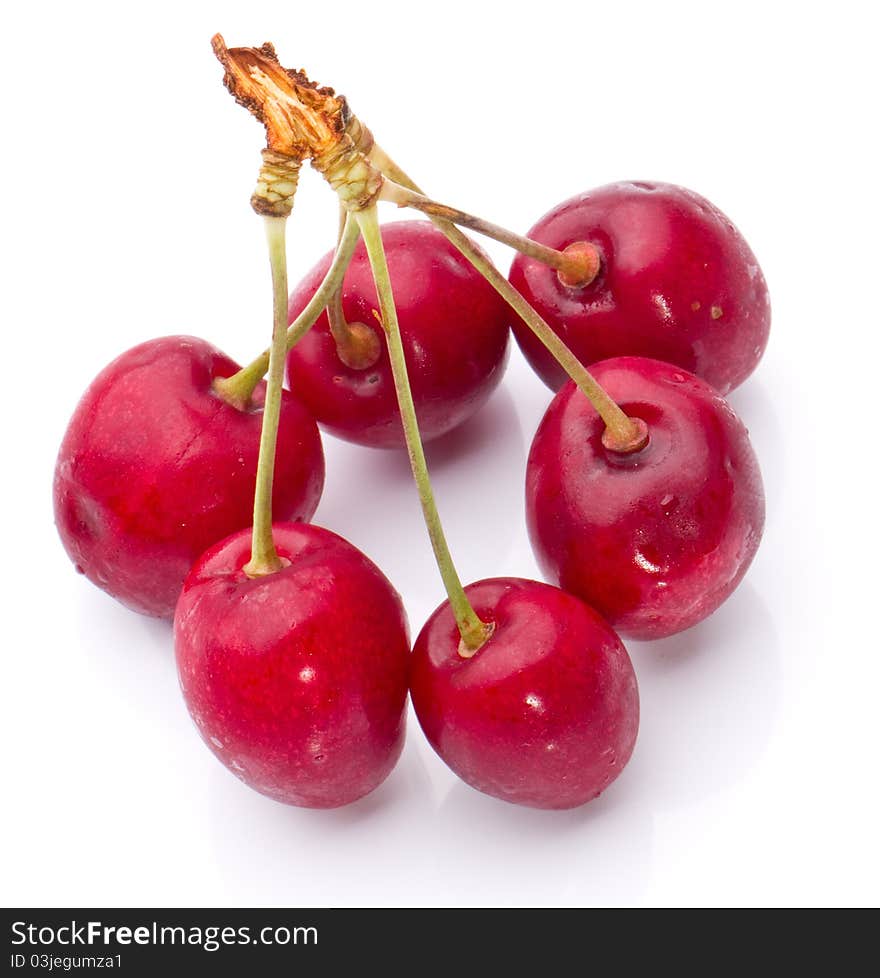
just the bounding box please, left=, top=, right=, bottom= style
left=243, top=216, right=290, bottom=578
left=369, top=146, right=646, bottom=454
left=214, top=215, right=362, bottom=409
left=355, top=205, right=493, bottom=654
left=379, top=179, right=600, bottom=288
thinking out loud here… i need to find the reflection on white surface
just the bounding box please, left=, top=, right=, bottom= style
left=627, top=583, right=781, bottom=809
left=206, top=721, right=654, bottom=908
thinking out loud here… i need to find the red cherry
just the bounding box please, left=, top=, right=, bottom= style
left=174, top=522, right=410, bottom=808
left=509, top=181, right=770, bottom=394
left=53, top=336, right=324, bottom=618
left=409, top=578, right=639, bottom=810
left=526, top=357, right=765, bottom=640
left=286, top=221, right=510, bottom=448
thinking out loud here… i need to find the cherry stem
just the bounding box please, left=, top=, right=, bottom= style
left=326, top=203, right=381, bottom=370
left=355, top=205, right=493, bottom=654
left=243, top=217, right=291, bottom=578
left=440, top=225, right=644, bottom=450
left=369, top=146, right=645, bottom=453
left=214, top=215, right=362, bottom=408
left=327, top=204, right=352, bottom=347
left=380, top=179, right=600, bottom=288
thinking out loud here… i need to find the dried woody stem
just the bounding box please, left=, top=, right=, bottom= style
left=212, top=35, right=385, bottom=211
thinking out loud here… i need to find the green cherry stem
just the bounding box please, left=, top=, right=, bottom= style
left=379, top=179, right=600, bottom=288
left=369, top=145, right=646, bottom=453
left=214, top=214, right=362, bottom=409
left=243, top=216, right=291, bottom=578
left=327, top=204, right=353, bottom=349
left=326, top=203, right=382, bottom=370
left=355, top=205, right=493, bottom=655
left=437, top=221, right=646, bottom=451
left=368, top=143, right=418, bottom=196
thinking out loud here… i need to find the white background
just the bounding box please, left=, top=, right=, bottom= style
left=2, top=1, right=878, bottom=908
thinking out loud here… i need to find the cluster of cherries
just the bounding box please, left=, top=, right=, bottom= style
left=54, top=37, right=768, bottom=811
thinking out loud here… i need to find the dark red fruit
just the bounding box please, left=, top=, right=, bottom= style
left=409, top=578, right=639, bottom=810
left=174, top=522, right=410, bottom=808
left=286, top=221, right=510, bottom=448
left=54, top=336, right=324, bottom=618
left=509, top=181, right=770, bottom=394
left=526, top=357, right=765, bottom=640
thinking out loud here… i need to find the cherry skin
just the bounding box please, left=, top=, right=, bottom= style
left=286, top=221, right=511, bottom=449
left=509, top=181, right=770, bottom=394
left=174, top=522, right=410, bottom=808
left=54, top=336, right=324, bottom=618
left=409, top=578, right=639, bottom=810
left=526, top=357, right=765, bottom=640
